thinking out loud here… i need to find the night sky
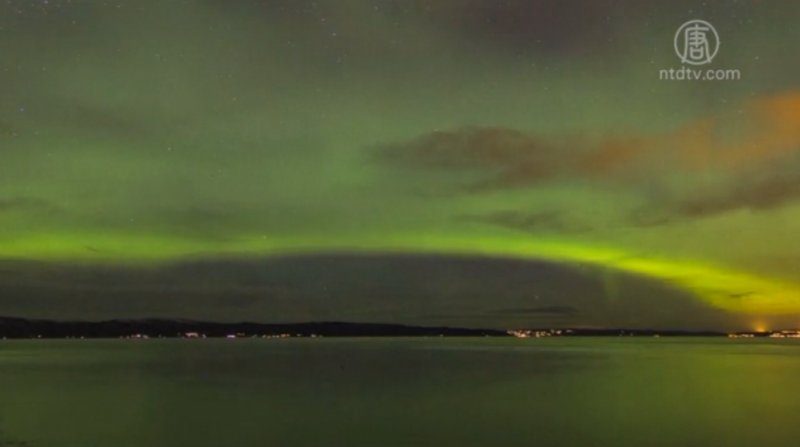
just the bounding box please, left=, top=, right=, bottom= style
left=1, top=0, right=800, bottom=330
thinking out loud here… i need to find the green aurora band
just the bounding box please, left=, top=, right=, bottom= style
left=2, top=1, right=800, bottom=325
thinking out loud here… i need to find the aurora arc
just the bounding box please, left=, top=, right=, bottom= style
left=2, top=0, right=800, bottom=327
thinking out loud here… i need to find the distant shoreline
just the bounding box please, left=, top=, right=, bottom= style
left=2, top=316, right=788, bottom=339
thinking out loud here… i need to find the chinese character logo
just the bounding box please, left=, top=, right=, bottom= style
left=674, top=20, right=719, bottom=65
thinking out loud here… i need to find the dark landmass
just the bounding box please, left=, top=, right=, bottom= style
left=0, top=316, right=504, bottom=339
left=0, top=316, right=760, bottom=339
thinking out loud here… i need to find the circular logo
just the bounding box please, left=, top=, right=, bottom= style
left=674, top=19, right=719, bottom=65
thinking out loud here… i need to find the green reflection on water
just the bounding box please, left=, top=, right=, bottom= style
left=1, top=338, right=799, bottom=447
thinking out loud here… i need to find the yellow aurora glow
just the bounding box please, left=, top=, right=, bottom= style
left=2, top=231, right=799, bottom=315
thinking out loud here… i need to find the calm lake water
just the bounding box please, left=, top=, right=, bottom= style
left=1, top=337, right=799, bottom=446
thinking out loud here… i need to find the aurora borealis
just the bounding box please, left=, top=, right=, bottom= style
left=2, top=0, right=800, bottom=330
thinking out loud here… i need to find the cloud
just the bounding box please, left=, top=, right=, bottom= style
left=630, top=152, right=800, bottom=226
left=407, top=0, right=656, bottom=55
left=376, top=126, right=578, bottom=191
left=375, top=126, right=649, bottom=192
left=378, top=126, right=553, bottom=170
left=377, top=91, right=800, bottom=220
left=677, top=169, right=800, bottom=218
left=460, top=210, right=591, bottom=234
